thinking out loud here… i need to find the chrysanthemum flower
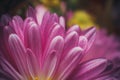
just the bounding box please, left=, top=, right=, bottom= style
left=82, top=29, right=120, bottom=79
left=83, top=29, right=120, bottom=61
left=0, top=7, right=113, bottom=80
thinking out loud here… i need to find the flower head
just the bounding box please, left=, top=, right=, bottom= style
left=67, top=10, right=96, bottom=30
left=83, top=29, right=120, bottom=61
left=83, top=29, right=120, bottom=79
left=0, top=6, right=115, bottom=80
left=40, top=0, right=60, bottom=7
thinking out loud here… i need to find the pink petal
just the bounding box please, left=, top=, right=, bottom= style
left=73, top=58, right=107, bottom=80
left=23, top=17, right=34, bottom=32
left=59, top=16, right=65, bottom=29
left=43, top=36, right=64, bottom=79
left=67, top=25, right=81, bottom=34
left=27, top=22, right=42, bottom=58
left=26, top=6, right=37, bottom=22
left=84, top=27, right=96, bottom=52
left=44, top=13, right=59, bottom=33
left=40, top=12, right=50, bottom=32
left=0, top=57, right=23, bottom=80
left=11, top=16, right=24, bottom=30
left=0, top=69, right=15, bottom=80
left=57, top=47, right=83, bottom=80
left=63, top=31, right=79, bottom=57
left=44, top=36, right=64, bottom=58
left=43, top=24, right=64, bottom=49
left=35, top=5, right=47, bottom=25
left=10, top=16, right=24, bottom=40
left=47, top=24, right=64, bottom=42
left=78, top=36, right=88, bottom=50
left=42, top=51, right=57, bottom=79
left=95, top=76, right=117, bottom=80
left=53, top=13, right=59, bottom=22
left=23, top=17, right=35, bottom=47
left=8, top=34, right=28, bottom=76
left=83, top=27, right=96, bottom=39
left=26, top=49, right=40, bottom=79
left=3, top=26, right=14, bottom=44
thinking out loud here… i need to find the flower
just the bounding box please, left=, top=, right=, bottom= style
left=0, top=6, right=113, bottom=80
left=83, top=29, right=120, bottom=61
left=40, top=0, right=60, bottom=7
left=67, top=10, right=96, bottom=30
left=82, top=29, right=120, bottom=79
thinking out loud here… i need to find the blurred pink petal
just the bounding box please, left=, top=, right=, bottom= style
left=35, top=5, right=47, bottom=25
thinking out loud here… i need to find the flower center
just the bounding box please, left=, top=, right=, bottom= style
left=29, top=76, right=51, bottom=80
left=34, top=77, right=39, bottom=80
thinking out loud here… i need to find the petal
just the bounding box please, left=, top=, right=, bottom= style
left=59, top=16, right=65, bottom=29
left=26, top=6, right=37, bottom=22
left=3, top=26, right=14, bottom=45
left=23, top=17, right=34, bottom=47
left=95, top=76, right=117, bottom=80
left=10, top=16, right=24, bottom=30
left=0, top=57, right=23, bottom=80
left=83, top=27, right=96, bottom=39
left=8, top=34, right=28, bottom=76
left=35, top=5, right=47, bottom=25
left=23, top=17, right=34, bottom=32
left=43, top=36, right=64, bottom=79
left=53, top=13, right=59, bottom=22
left=0, top=69, right=14, bottom=80
left=84, top=27, right=96, bottom=51
left=44, top=36, right=64, bottom=58
left=42, top=51, right=57, bottom=79
left=78, top=36, right=88, bottom=50
left=72, top=58, right=107, bottom=80
left=63, top=31, right=79, bottom=57
left=47, top=24, right=64, bottom=42
left=57, top=47, right=83, bottom=80
left=40, top=12, right=50, bottom=32
left=0, top=26, right=15, bottom=64
left=10, top=16, right=24, bottom=40
left=43, top=24, right=64, bottom=48
left=67, top=25, right=81, bottom=34
left=26, top=49, right=40, bottom=79
left=27, top=22, right=42, bottom=58
left=44, top=13, right=58, bottom=33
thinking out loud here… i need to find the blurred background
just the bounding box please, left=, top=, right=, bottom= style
left=0, top=0, right=120, bottom=37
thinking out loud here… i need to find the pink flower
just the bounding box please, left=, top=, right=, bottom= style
left=0, top=7, right=114, bottom=80
left=82, top=29, right=120, bottom=79
left=83, top=29, right=120, bottom=62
